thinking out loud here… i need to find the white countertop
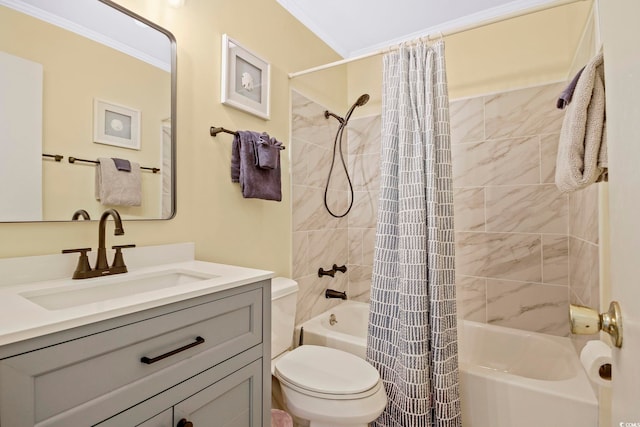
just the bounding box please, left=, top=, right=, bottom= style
left=0, top=244, right=273, bottom=347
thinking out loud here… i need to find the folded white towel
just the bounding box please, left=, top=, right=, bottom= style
left=95, top=157, right=142, bottom=206
left=555, top=52, right=607, bottom=193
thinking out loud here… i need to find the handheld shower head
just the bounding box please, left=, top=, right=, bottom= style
left=324, top=94, right=370, bottom=126
left=344, top=93, right=370, bottom=123
left=355, top=93, right=370, bottom=107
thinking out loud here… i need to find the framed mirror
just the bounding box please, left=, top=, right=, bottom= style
left=0, top=0, right=176, bottom=222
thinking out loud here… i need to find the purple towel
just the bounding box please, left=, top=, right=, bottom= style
left=111, top=157, right=131, bottom=172
left=255, top=133, right=284, bottom=169
left=557, top=66, right=585, bottom=109
left=231, top=130, right=282, bottom=201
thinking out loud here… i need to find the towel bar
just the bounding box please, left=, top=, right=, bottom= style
left=210, top=126, right=238, bottom=137
left=209, top=126, right=285, bottom=149
left=68, top=157, right=160, bottom=173
left=42, top=153, right=63, bottom=162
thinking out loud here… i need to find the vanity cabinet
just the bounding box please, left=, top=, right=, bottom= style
left=98, top=358, right=262, bottom=427
left=0, top=279, right=271, bottom=427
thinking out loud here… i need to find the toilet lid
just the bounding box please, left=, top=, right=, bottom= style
left=274, top=345, right=380, bottom=395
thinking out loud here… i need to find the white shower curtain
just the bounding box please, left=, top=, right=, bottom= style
left=366, top=40, right=461, bottom=426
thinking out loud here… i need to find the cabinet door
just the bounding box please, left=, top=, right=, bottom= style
left=174, top=360, right=262, bottom=427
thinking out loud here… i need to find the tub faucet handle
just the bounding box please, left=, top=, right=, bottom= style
left=318, top=267, right=335, bottom=278
left=333, top=264, right=347, bottom=274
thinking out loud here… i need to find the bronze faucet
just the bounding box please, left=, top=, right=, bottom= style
left=95, top=209, right=125, bottom=272
left=71, top=209, right=91, bottom=220
left=62, top=209, right=135, bottom=279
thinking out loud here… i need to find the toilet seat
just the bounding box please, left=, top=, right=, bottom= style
left=274, top=345, right=381, bottom=400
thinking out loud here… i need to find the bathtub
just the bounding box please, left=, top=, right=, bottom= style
left=296, top=301, right=598, bottom=427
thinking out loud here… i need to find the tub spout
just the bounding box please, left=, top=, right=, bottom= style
left=325, top=289, right=347, bottom=300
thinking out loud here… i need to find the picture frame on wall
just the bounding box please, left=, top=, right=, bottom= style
left=93, top=98, right=141, bottom=150
left=221, top=34, right=270, bottom=120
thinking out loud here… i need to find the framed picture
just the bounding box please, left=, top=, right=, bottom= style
left=93, top=99, right=141, bottom=150
left=221, top=34, right=270, bottom=120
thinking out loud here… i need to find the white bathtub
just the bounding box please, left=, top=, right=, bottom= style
left=296, top=301, right=598, bottom=427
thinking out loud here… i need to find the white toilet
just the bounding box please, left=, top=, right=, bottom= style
left=271, top=278, right=387, bottom=427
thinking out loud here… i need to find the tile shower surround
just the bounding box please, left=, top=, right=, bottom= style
left=291, top=91, right=350, bottom=325
left=450, top=82, right=599, bottom=337
left=291, top=84, right=599, bottom=336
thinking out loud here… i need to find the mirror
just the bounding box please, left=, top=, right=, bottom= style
left=0, top=0, right=176, bottom=222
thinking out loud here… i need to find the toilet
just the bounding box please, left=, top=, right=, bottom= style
left=271, top=278, right=387, bottom=427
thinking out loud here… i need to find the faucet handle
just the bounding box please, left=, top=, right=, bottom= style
left=62, top=248, right=93, bottom=279
left=332, top=264, right=347, bottom=274
left=62, top=247, right=92, bottom=254
left=318, top=267, right=335, bottom=278
left=111, top=244, right=135, bottom=271
left=112, top=244, right=136, bottom=250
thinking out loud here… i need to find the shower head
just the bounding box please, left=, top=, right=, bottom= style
left=344, top=93, right=370, bottom=123
left=324, top=94, right=370, bottom=125
left=355, top=94, right=370, bottom=107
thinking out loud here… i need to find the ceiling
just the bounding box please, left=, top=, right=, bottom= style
left=276, top=0, right=580, bottom=58
left=0, top=0, right=171, bottom=70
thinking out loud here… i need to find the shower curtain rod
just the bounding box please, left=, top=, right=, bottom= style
left=288, top=0, right=590, bottom=79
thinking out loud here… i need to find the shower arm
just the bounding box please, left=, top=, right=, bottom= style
left=324, top=110, right=344, bottom=124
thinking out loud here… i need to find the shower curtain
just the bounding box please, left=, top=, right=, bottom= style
left=366, top=40, right=461, bottom=426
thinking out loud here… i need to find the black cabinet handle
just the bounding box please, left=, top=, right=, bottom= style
left=177, top=419, right=193, bottom=427
left=140, top=336, right=205, bottom=365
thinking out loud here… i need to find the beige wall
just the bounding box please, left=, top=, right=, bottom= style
left=347, top=1, right=592, bottom=114
left=0, top=7, right=169, bottom=220
left=0, top=0, right=346, bottom=279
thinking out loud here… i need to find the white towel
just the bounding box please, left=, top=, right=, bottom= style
left=555, top=52, right=607, bottom=193
left=95, top=157, right=142, bottom=206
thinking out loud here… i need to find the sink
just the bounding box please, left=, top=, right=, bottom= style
left=20, top=269, right=217, bottom=310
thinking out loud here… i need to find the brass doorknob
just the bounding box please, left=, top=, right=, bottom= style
left=569, top=301, right=623, bottom=348
left=177, top=419, right=193, bottom=427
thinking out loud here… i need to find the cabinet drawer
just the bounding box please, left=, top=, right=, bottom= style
left=0, top=288, right=262, bottom=426
left=95, top=351, right=263, bottom=427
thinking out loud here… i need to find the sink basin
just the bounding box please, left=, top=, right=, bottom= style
left=20, top=269, right=217, bottom=310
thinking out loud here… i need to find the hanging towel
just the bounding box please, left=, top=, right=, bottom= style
left=231, top=131, right=282, bottom=201
left=95, top=157, right=142, bottom=206
left=556, top=66, right=585, bottom=109
left=254, top=133, right=284, bottom=169
left=555, top=52, right=607, bottom=193
left=111, top=157, right=131, bottom=172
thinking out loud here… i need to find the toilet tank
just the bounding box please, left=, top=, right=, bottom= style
left=271, top=277, right=298, bottom=360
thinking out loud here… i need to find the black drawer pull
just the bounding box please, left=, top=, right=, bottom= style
left=140, top=336, right=205, bottom=365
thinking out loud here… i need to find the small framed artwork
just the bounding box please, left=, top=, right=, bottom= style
left=221, top=34, right=270, bottom=120
left=93, top=99, right=141, bottom=150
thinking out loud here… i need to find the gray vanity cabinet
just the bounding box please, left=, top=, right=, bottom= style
left=96, top=355, right=262, bottom=427
left=0, top=280, right=271, bottom=427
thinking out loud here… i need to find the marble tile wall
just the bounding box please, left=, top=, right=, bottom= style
left=291, top=84, right=600, bottom=338
left=451, top=82, right=573, bottom=337
left=291, top=91, right=350, bottom=325
left=452, top=82, right=600, bottom=338
left=568, top=185, right=600, bottom=311
left=346, top=115, right=381, bottom=303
